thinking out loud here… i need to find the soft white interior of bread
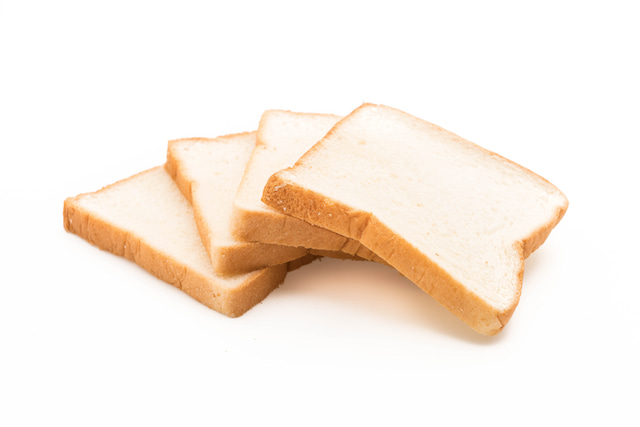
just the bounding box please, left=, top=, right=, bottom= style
left=171, top=134, right=257, bottom=250
left=74, top=167, right=252, bottom=289
left=234, top=111, right=341, bottom=215
left=277, top=105, right=568, bottom=309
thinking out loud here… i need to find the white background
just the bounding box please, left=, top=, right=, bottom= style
left=1, top=1, right=639, bottom=425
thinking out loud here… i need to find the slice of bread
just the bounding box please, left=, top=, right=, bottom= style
left=63, top=166, right=307, bottom=317
left=231, top=110, right=382, bottom=262
left=165, top=133, right=307, bottom=275
left=262, top=104, right=569, bottom=335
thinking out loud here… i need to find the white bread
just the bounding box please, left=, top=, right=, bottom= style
left=165, top=133, right=307, bottom=275
left=262, top=103, right=569, bottom=335
left=63, top=166, right=311, bottom=317
left=232, top=110, right=382, bottom=262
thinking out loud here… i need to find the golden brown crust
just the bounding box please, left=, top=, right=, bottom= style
left=63, top=167, right=288, bottom=318
left=164, top=150, right=194, bottom=204
left=221, top=262, right=287, bottom=317
left=232, top=203, right=369, bottom=255
left=213, top=240, right=306, bottom=275
left=520, top=202, right=568, bottom=259
left=286, top=253, right=319, bottom=272
left=308, top=249, right=363, bottom=261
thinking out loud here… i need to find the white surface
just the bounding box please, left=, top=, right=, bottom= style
left=1, top=1, right=638, bottom=426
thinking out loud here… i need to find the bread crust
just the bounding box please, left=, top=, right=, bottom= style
left=63, top=167, right=288, bottom=318
left=231, top=202, right=382, bottom=261
left=262, top=104, right=569, bottom=335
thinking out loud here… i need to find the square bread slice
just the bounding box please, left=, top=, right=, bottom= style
left=165, top=132, right=308, bottom=275
left=231, top=110, right=383, bottom=262
left=63, top=166, right=309, bottom=317
left=262, top=103, right=569, bottom=335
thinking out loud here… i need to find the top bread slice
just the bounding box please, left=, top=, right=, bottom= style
left=165, top=132, right=307, bottom=275
left=263, top=103, right=569, bottom=335
left=63, top=166, right=300, bottom=317
left=231, top=110, right=381, bottom=261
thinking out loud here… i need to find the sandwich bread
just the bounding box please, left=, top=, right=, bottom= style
left=262, top=103, right=569, bottom=335
left=64, top=166, right=304, bottom=317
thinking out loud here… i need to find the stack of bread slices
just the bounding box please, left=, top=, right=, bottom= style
left=64, top=104, right=568, bottom=335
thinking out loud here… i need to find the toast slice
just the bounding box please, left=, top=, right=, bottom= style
left=262, top=104, right=569, bottom=335
left=231, top=110, right=382, bottom=262
left=63, top=166, right=309, bottom=317
left=165, top=133, right=307, bottom=275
